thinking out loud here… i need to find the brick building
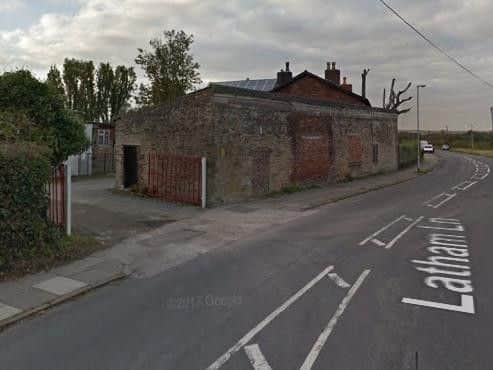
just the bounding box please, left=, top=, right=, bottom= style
left=115, top=62, right=399, bottom=204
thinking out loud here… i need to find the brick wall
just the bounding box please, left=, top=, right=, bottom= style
left=276, top=75, right=366, bottom=106
left=288, top=114, right=331, bottom=183
left=115, top=87, right=398, bottom=204
left=114, top=90, right=217, bottom=193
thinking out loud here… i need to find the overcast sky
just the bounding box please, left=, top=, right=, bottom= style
left=1, top=0, right=493, bottom=131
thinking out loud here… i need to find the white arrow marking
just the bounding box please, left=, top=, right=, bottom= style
left=300, top=269, right=371, bottom=370
left=370, top=238, right=386, bottom=247
left=206, top=266, right=334, bottom=370
left=327, top=273, right=350, bottom=289
left=244, top=344, right=273, bottom=370
left=359, top=215, right=406, bottom=246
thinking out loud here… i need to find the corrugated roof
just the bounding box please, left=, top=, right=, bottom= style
left=211, top=78, right=277, bottom=92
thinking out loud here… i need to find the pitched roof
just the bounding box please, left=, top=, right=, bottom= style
left=204, top=84, right=391, bottom=113
left=211, top=78, right=277, bottom=92
left=271, top=70, right=371, bottom=106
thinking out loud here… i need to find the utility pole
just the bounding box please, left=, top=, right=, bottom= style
left=471, top=123, right=474, bottom=150
left=490, top=107, right=493, bottom=147
left=490, top=106, right=493, bottom=133
left=416, top=85, right=426, bottom=172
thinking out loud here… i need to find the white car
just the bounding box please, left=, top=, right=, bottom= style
left=422, top=144, right=434, bottom=153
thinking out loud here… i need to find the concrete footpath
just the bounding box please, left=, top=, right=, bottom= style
left=0, top=155, right=439, bottom=329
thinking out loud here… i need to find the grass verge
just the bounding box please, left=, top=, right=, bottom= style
left=0, top=233, right=103, bottom=282
left=452, top=148, right=493, bottom=158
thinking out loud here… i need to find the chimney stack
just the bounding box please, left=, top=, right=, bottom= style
left=276, top=61, right=293, bottom=87
left=341, top=76, right=353, bottom=92
left=361, top=68, right=370, bottom=99
left=325, top=61, right=340, bottom=85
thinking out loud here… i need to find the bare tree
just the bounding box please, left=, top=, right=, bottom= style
left=383, top=78, right=413, bottom=114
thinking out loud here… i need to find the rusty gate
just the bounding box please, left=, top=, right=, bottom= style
left=147, top=151, right=202, bottom=205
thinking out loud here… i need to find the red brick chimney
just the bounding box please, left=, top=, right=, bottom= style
left=276, top=61, right=293, bottom=87
left=325, top=61, right=340, bottom=85
left=341, top=76, right=352, bottom=92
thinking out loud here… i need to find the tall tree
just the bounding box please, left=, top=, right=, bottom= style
left=95, top=63, right=136, bottom=123
left=95, top=62, right=114, bottom=124
left=62, top=58, right=96, bottom=122
left=110, top=65, right=136, bottom=121
left=135, top=29, right=202, bottom=106
left=46, top=65, right=65, bottom=96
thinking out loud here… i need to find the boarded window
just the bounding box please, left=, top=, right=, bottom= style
left=348, top=135, right=362, bottom=164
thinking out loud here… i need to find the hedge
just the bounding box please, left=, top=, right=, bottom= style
left=0, top=144, right=63, bottom=271
left=399, top=140, right=423, bottom=168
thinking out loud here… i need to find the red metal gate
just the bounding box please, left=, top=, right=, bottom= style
left=48, top=164, right=66, bottom=228
left=147, top=151, right=202, bottom=205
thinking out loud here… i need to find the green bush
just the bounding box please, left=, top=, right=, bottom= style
left=399, top=140, right=422, bottom=168
left=0, top=145, right=63, bottom=272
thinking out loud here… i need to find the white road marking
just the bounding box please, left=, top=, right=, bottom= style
left=452, top=181, right=477, bottom=191
left=385, top=216, right=424, bottom=249
left=425, top=193, right=447, bottom=203
left=402, top=294, right=475, bottom=314
left=244, top=344, right=273, bottom=370
left=328, top=273, right=351, bottom=289
left=370, top=238, right=386, bottom=247
left=359, top=215, right=406, bottom=246
left=206, top=266, right=334, bottom=370
left=300, top=269, right=371, bottom=370
left=425, top=193, right=456, bottom=209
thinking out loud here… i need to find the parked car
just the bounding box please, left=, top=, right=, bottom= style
left=420, top=140, right=429, bottom=150
left=442, top=144, right=450, bottom=150
left=422, top=144, right=435, bottom=153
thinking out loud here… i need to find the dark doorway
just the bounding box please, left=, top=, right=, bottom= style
left=123, top=145, right=138, bottom=188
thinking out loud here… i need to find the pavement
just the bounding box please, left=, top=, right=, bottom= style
left=0, top=156, right=438, bottom=330
left=1, top=153, right=474, bottom=369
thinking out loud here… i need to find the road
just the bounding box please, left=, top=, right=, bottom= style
left=1, top=151, right=492, bottom=370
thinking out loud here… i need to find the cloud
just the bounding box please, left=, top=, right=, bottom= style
left=0, top=0, right=24, bottom=12
left=1, top=0, right=493, bottom=130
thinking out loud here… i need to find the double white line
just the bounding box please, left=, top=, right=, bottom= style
left=424, top=192, right=456, bottom=209
left=359, top=215, right=423, bottom=249
left=207, top=267, right=371, bottom=370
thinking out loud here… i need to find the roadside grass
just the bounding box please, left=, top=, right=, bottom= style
left=452, top=148, right=493, bottom=158
left=0, top=233, right=103, bottom=282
